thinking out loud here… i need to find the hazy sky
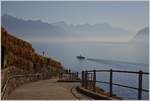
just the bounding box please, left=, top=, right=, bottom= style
left=2, top=1, right=149, bottom=32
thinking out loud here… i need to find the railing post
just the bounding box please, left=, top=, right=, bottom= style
left=72, top=73, right=74, bottom=80
left=76, top=72, right=78, bottom=80
left=82, top=71, right=84, bottom=87
left=93, top=70, right=96, bottom=92
left=71, top=73, right=72, bottom=80
left=109, top=69, right=113, bottom=97
left=85, top=71, right=88, bottom=89
left=69, top=69, right=71, bottom=73
left=59, top=72, right=62, bottom=80
left=138, top=70, right=143, bottom=100
left=1, top=46, right=5, bottom=68
left=69, top=72, right=71, bottom=80
left=59, top=73, right=60, bottom=80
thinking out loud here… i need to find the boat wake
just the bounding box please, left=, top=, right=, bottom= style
left=87, top=58, right=149, bottom=72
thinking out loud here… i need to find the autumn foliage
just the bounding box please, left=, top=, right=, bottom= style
left=1, top=27, right=63, bottom=72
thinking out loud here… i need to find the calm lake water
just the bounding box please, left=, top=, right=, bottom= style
left=32, top=42, right=149, bottom=100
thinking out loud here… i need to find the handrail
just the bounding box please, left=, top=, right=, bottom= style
left=1, top=73, right=41, bottom=99
left=59, top=71, right=79, bottom=81
left=112, top=70, right=149, bottom=74
left=87, top=70, right=110, bottom=72
left=96, top=81, right=149, bottom=92
left=86, top=69, right=149, bottom=74
left=81, top=69, right=149, bottom=100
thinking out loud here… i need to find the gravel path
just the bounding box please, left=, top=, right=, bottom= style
left=7, top=78, right=91, bottom=100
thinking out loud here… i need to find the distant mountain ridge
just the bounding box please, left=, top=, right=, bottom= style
left=2, top=14, right=133, bottom=41
left=2, top=14, right=65, bottom=38
left=131, top=26, right=149, bottom=43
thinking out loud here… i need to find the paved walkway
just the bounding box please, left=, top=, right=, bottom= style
left=7, top=78, right=92, bottom=100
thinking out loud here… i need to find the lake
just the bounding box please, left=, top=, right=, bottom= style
left=32, top=42, right=149, bottom=100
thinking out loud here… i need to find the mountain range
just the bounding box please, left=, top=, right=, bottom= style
left=2, top=14, right=65, bottom=37
left=1, top=14, right=149, bottom=43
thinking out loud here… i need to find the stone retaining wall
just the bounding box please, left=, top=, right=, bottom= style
left=1, top=66, right=42, bottom=99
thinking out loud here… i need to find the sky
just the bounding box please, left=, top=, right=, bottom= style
left=1, top=1, right=149, bottom=33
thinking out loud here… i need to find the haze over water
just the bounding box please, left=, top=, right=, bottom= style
left=32, top=42, right=149, bottom=100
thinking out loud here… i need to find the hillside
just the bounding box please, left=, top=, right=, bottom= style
left=1, top=26, right=63, bottom=70
left=130, top=26, right=149, bottom=43
left=1, top=27, right=63, bottom=89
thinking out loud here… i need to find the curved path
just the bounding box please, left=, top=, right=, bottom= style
left=7, top=78, right=91, bottom=100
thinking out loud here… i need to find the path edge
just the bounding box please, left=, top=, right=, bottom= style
left=76, top=86, right=112, bottom=100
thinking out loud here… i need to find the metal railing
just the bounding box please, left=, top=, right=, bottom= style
left=1, top=73, right=41, bottom=99
left=59, top=69, right=79, bottom=81
left=81, top=69, right=149, bottom=100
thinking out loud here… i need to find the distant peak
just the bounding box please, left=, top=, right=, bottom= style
left=92, top=22, right=111, bottom=28
left=27, top=19, right=43, bottom=23
left=55, top=21, right=66, bottom=24
left=58, top=21, right=66, bottom=23
left=2, top=14, right=14, bottom=18
left=99, top=22, right=110, bottom=26
left=2, top=14, right=24, bottom=21
left=137, top=26, right=149, bottom=34
left=140, top=26, right=149, bottom=31
left=35, top=19, right=42, bottom=22
left=52, top=21, right=68, bottom=26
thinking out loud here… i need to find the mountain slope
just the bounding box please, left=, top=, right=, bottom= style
left=2, top=14, right=133, bottom=42
left=131, top=26, right=149, bottom=43
left=2, top=14, right=65, bottom=38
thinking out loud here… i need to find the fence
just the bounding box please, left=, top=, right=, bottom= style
left=1, top=73, right=41, bottom=99
left=59, top=69, right=79, bottom=81
left=81, top=69, right=149, bottom=100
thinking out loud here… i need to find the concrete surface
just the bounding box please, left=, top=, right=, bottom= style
left=7, top=78, right=91, bottom=100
